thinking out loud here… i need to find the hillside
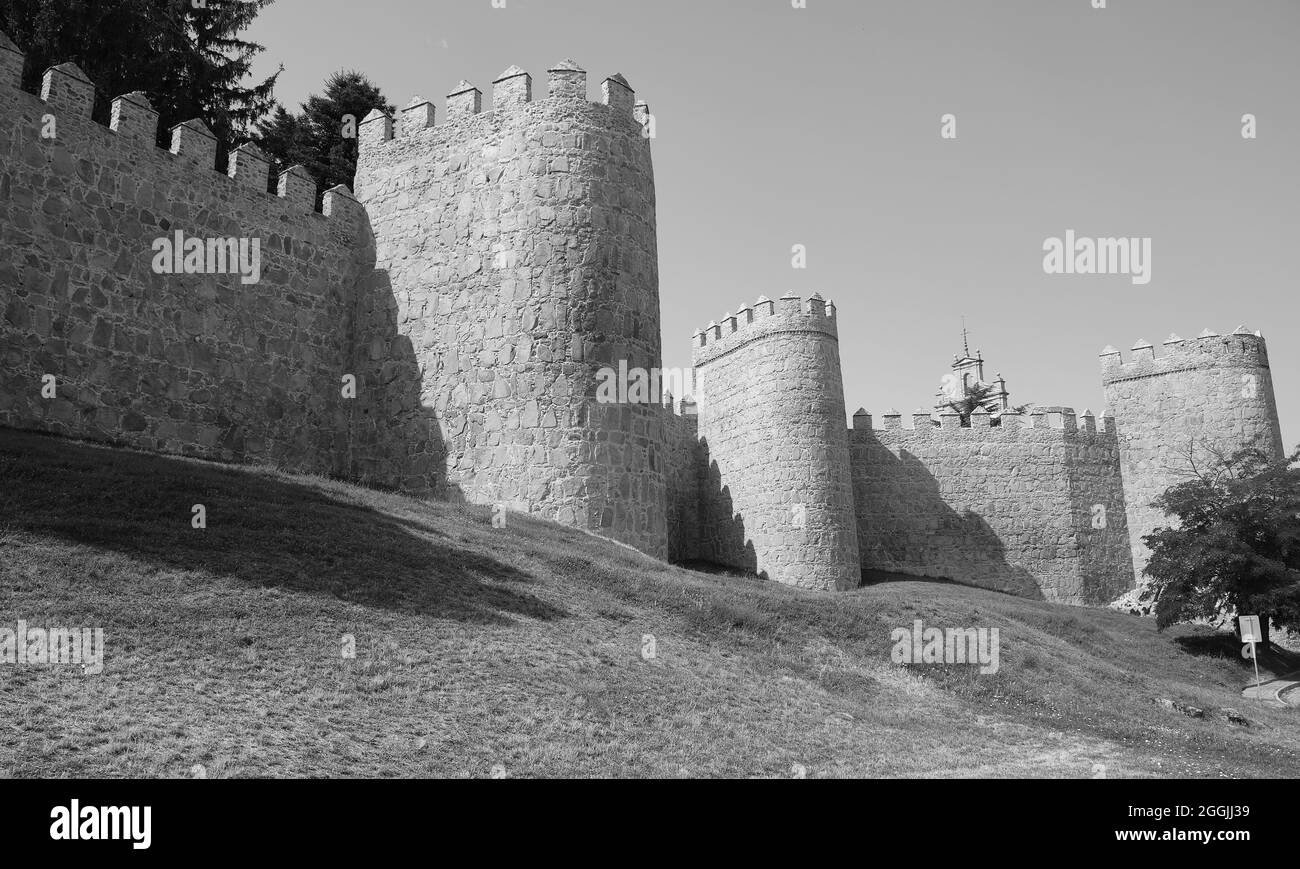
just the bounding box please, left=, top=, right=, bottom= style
left=0, top=428, right=1296, bottom=778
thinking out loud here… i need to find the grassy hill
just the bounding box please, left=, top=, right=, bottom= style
left=1, top=427, right=1297, bottom=778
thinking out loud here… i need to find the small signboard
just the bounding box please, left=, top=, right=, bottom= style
left=1239, top=615, right=1264, bottom=700
left=1239, top=615, right=1262, bottom=644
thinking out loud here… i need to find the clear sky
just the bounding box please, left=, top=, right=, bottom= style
left=247, top=0, right=1299, bottom=448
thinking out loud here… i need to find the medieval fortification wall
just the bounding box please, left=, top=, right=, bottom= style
left=0, top=39, right=367, bottom=476
left=661, top=393, right=700, bottom=565
left=0, top=28, right=1289, bottom=604
left=689, top=294, right=860, bottom=591
left=352, top=61, right=667, bottom=557
left=849, top=407, right=1132, bottom=604
left=1102, top=329, right=1285, bottom=584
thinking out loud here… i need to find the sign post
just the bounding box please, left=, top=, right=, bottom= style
left=1239, top=615, right=1262, bottom=700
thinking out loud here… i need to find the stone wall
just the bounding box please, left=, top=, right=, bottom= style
left=690, top=293, right=860, bottom=591
left=0, top=46, right=369, bottom=476
left=1102, top=329, right=1285, bottom=585
left=352, top=61, right=668, bottom=557
left=850, top=407, right=1133, bottom=604
left=1, top=28, right=1289, bottom=595
left=662, top=395, right=700, bottom=564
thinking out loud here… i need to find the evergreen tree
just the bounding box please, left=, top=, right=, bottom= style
left=0, top=0, right=169, bottom=117
left=0, top=0, right=280, bottom=151
left=259, top=70, right=393, bottom=201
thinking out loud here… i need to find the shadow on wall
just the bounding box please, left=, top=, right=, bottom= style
left=691, top=436, right=761, bottom=579
left=342, top=225, right=454, bottom=501
left=1062, top=438, right=1135, bottom=605
left=856, top=444, right=1044, bottom=600
left=0, top=429, right=563, bottom=625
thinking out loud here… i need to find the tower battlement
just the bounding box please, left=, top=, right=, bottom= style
left=1100, top=327, right=1270, bottom=384
left=689, top=290, right=858, bottom=591
left=349, top=55, right=665, bottom=556
left=357, top=62, right=647, bottom=154
left=1101, top=325, right=1284, bottom=587
left=691, top=293, right=838, bottom=366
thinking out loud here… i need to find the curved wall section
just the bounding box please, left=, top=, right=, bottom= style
left=353, top=64, right=667, bottom=556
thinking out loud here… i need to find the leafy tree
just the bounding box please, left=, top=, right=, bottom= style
left=259, top=70, right=393, bottom=200
left=1142, top=442, right=1300, bottom=650
left=0, top=0, right=280, bottom=150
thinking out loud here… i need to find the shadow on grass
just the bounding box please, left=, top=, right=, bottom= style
left=1174, top=631, right=1300, bottom=675
left=859, top=568, right=1051, bottom=609
left=0, top=429, right=564, bottom=625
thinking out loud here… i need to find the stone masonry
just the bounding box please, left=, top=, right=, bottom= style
left=352, top=60, right=667, bottom=557
left=0, top=29, right=1289, bottom=603
left=689, top=293, right=860, bottom=591
left=0, top=47, right=365, bottom=474
left=1102, top=329, right=1285, bottom=585
left=850, top=407, right=1132, bottom=604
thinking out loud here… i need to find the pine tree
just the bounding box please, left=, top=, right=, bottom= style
left=259, top=71, right=393, bottom=202
left=0, top=0, right=170, bottom=118
left=0, top=0, right=280, bottom=152
left=163, top=0, right=280, bottom=151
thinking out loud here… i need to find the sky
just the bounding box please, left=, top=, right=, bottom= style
left=247, top=0, right=1299, bottom=447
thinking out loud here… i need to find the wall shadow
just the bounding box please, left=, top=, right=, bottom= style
left=342, top=221, right=455, bottom=502
left=853, top=437, right=1044, bottom=599
left=1061, top=435, right=1137, bottom=604
left=686, top=435, right=761, bottom=578
left=0, top=429, right=561, bottom=625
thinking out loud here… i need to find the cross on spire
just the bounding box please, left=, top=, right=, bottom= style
left=961, top=317, right=971, bottom=358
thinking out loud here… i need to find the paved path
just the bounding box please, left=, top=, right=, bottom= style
left=1241, top=671, right=1300, bottom=708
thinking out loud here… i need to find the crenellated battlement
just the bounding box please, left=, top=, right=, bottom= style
left=0, top=31, right=352, bottom=223
left=1101, top=326, right=1283, bottom=588
left=691, top=293, right=839, bottom=367
left=1, top=24, right=1288, bottom=605
left=1100, top=326, right=1270, bottom=384
left=851, top=401, right=1133, bottom=604
left=852, top=406, right=1118, bottom=442
left=0, top=27, right=375, bottom=496
left=357, top=61, right=648, bottom=156
left=661, top=392, right=699, bottom=419
left=347, top=54, right=665, bottom=557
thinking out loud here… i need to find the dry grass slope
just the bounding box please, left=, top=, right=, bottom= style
left=1, top=428, right=1297, bottom=778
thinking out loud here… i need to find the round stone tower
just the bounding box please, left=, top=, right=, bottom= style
left=352, top=61, right=667, bottom=557
left=691, top=293, right=861, bottom=591
left=1101, top=327, right=1285, bottom=585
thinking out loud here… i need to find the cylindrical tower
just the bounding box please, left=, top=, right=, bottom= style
left=352, top=61, right=666, bottom=557
left=692, top=293, right=861, bottom=591
left=1101, top=327, right=1285, bottom=586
